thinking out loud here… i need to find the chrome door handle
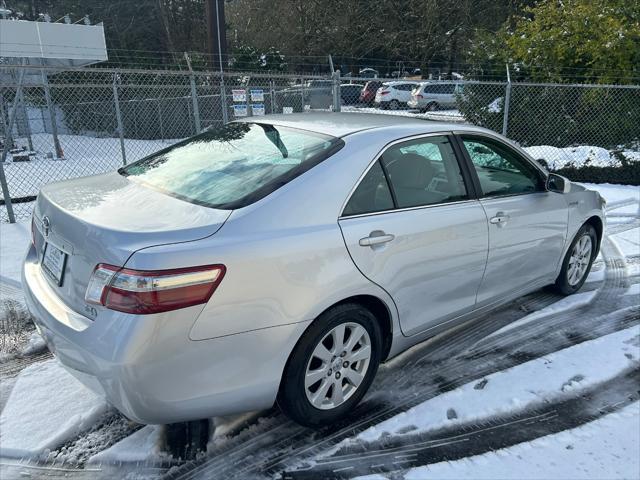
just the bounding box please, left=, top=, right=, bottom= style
left=359, top=231, right=395, bottom=247
left=489, top=212, right=510, bottom=226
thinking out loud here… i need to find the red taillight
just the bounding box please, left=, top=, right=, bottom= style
left=380, top=90, right=390, bottom=95
left=417, top=94, right=423, bottom=99
left=85, top=264, right=226, bottom=314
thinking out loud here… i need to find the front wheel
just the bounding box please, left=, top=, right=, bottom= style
left=278, top=303, right=382, bottom=427
left=553, top=223, right=597, bottom=295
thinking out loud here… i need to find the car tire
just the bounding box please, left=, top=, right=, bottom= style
left=553, top=223, right=598, bottom=295
left=278, top=303, right=382, bottom=427
left=389, top=99, right=400, bottom=110
left=164, top=419, right=210, bottom=460
left=426, top=102, right=438, bottom=111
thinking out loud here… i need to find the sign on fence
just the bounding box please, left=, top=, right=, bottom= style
left=232, top=89, right=246, bottom=102
left=250, top=89, right=264, bottom=102
left=233, top=104, right=248, bottom=117
left=252, top=104, right=265, bottom=116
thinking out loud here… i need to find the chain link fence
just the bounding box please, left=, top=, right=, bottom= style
left=1, top=65, right=638, bottom=222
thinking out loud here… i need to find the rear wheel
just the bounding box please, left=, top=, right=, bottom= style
left=426, top=102, right=438, bottom=111
left=278, top=303, right=382, bottom=427
left=389, top=99, right=400, bottom=110
left=553, top=224, right=597, bottom=295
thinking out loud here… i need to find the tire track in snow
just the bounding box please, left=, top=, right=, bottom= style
left=283, top=368, right=640, bottom=479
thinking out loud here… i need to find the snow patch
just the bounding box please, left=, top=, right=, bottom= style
left=88, top=425, right=166, bottom=465
left=20, top=330, right=46, bottom=356
left=353, top=326, right=639, bottom=443
left=524, top=145, right=638, bottom=169
left=402, top=402, right=640, bottom=480
left=0, top=360, right=107, bottom=458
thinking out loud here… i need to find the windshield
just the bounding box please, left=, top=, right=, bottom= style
left=120, top=122, right=343, bottom=209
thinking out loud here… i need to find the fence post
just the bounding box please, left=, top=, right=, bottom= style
left=17, top=87, right=33, bottom=151
left=270, top=80, right=275, bottom=114
left=0, top=67, right=26, bottom=224
left=189, top=75, right=202, bottom=134
left=332, top=70, right=341, bottom=112
left=0, top=92, right=8, bottom=138
left=184, top=54, right=202, bottom=134
left=41, top=67, right=64, bottom=159
left=502, top=64, right=512, bottom=137
left=220, top=72, right=229, bottom=124
left=112, top=73, right=127, bottom=166
left=157, top=98, right=165, bottom=140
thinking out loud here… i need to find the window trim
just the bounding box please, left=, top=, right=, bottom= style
left=339, top=132, right=478, bottom=219
left=453, top=132, right=549, bottom=200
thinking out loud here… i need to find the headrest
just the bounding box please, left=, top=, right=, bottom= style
left=386, top=153, right=435, bottom=189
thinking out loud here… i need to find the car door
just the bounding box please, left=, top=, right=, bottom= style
left=457, top=134, right=569, bottom=305
left=442, top=84, right=457, bottom=108
left=396, top=83, right=414, bottom=104
left=339, top=134, right=489, bottom=336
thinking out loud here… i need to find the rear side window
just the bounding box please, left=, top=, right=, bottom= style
left=343, top=136, right=469, bottom=216
left=343, top=162, right=394, bottom=216
left=121, top=122, right=343, bottom=209
left=381, top=136, right=468, bottom=208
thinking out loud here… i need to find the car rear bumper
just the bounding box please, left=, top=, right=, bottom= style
left=22, top=245, right=310, bottom=424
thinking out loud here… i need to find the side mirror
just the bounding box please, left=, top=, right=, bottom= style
left=547, top=173, right=571, bottom=194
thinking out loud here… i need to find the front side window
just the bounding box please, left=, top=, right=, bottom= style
left=462, top=136, right=544, bottom=197
left=120, top=122, right=342, bottom=209
left=381, top=136, right=468, bottom=209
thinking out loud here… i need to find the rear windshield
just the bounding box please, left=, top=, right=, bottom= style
left=120, top=122, right=343, bottom=209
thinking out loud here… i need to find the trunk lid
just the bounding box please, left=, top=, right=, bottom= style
left=33, top=172, right=231, bottom=318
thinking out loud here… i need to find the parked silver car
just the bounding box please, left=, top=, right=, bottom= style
left=23, top=113, right=605, bottom=427
left=408, top=81, right=463, bottom=111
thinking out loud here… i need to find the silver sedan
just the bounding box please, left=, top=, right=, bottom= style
left=23, top=113, right=605, bottom=427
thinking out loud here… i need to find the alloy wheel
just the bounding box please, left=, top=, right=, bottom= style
left=304, top=322, right=372, bottom=410
left=567, top=234, right=592, bottom=286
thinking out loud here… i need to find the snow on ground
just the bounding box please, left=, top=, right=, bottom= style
left=357, top=402, right=640, bottom=480
left=526, top=145, right=640, bottom=169
left=0, top=220, right=29, bottom=286
left=88, top=425, right=167, bottom=465
left=341, top=105, right=464, bottom=123
left=0, top=359, right=107, bottom=458
left=5, top=133, right=174, bottom=198
left=349, top=326, right=639, bottom=444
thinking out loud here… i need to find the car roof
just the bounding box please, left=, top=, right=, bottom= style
left=235, top=112, right=490, bottom=138
left=383, top=80, right=419, bottom=85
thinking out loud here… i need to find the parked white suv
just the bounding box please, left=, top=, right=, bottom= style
left=408, top=82, right=462, bottom=112
left=374, top=81, right=419, bottom=110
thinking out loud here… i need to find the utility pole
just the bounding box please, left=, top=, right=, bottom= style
left=205, top=0, right=227, bottom=72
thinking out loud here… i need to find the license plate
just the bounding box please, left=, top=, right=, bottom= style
left=42, top=242, right=67, bottom=285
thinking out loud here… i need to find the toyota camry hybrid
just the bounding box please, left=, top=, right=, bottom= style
left=23, top=113, right=605, bottom=427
